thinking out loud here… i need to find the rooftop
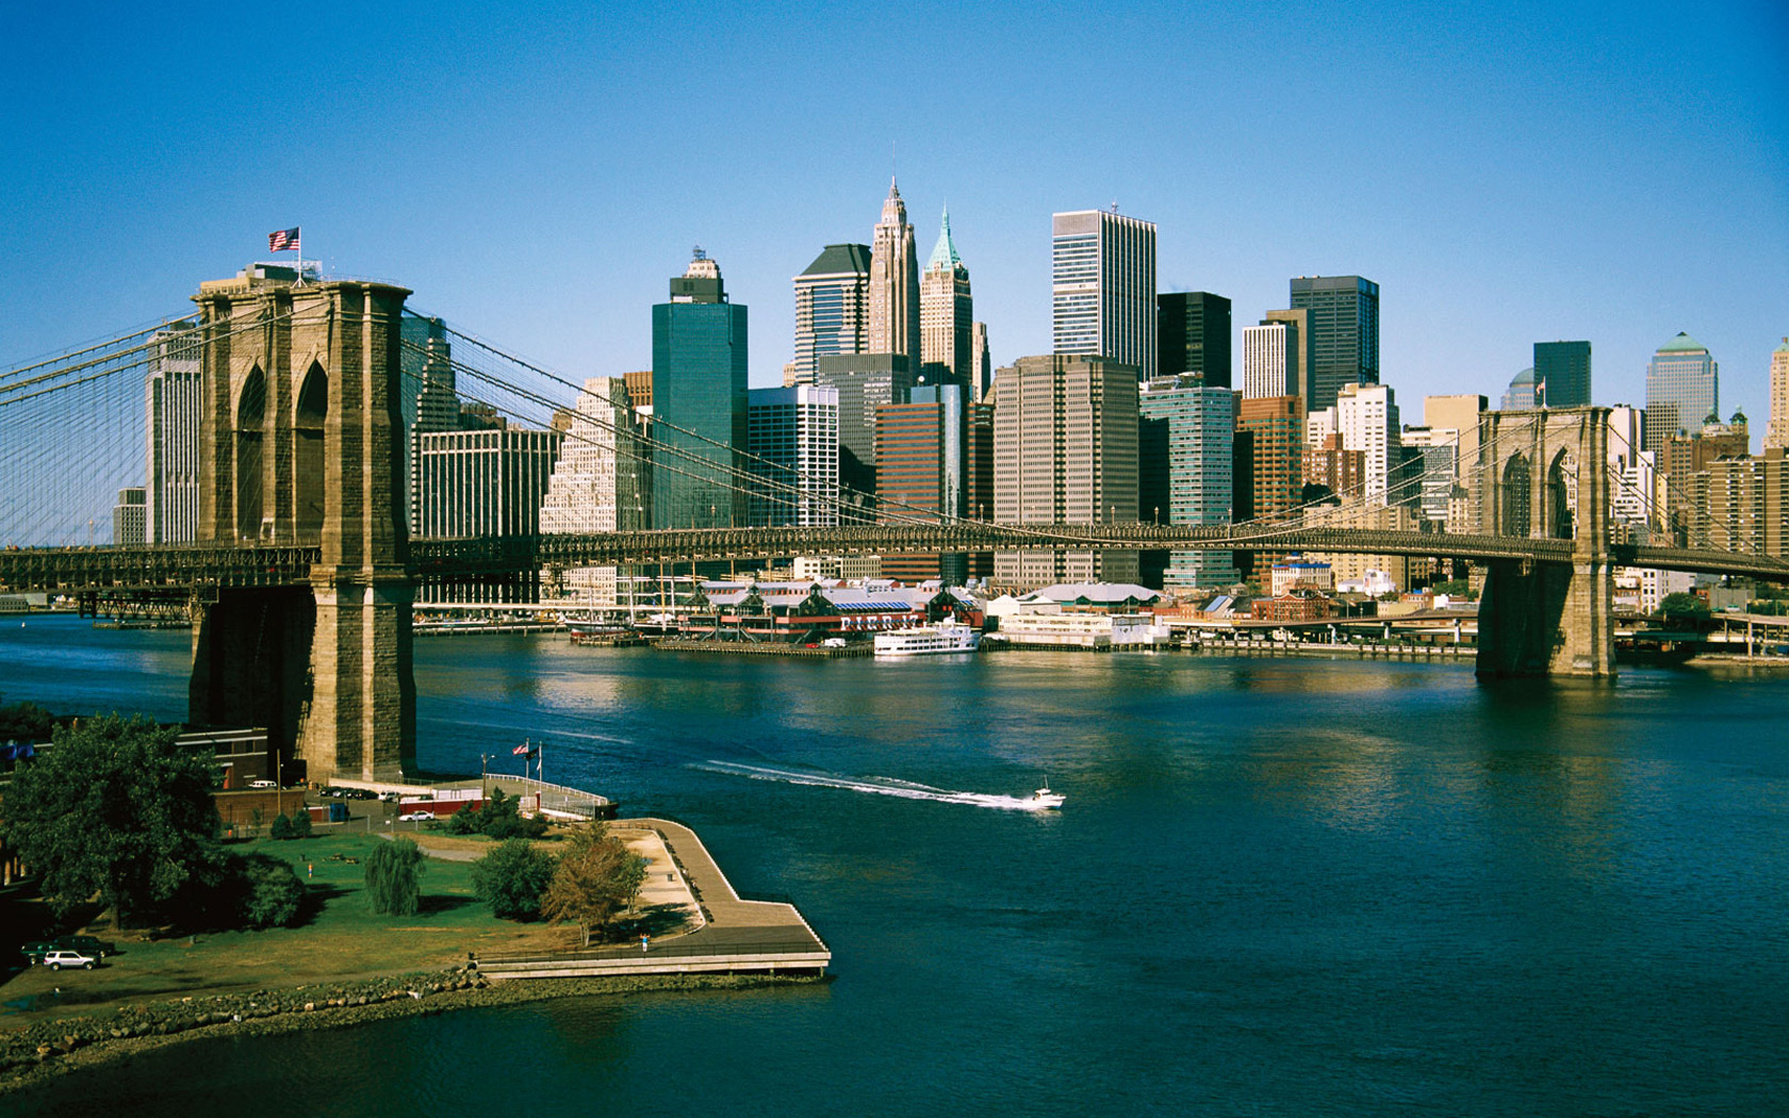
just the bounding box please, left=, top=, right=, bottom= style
left=1655, top=331, right=1707, bottom=355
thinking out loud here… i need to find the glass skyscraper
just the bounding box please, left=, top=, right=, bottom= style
left=1138, top=375, right=1239, bottom=590
left=791, top=244, right=870, bottom=386
left=1289, top=275, right=1379, bottom=412
left=1053, top=210, right=1157, bottom=381
left=1644, top=332, right=1717, bottom=452
left=1534, top=340, right=1592, bottom=408
left=1157, top=292, right=1232, bottom=388
left=651, top=250, right=748, bottom=528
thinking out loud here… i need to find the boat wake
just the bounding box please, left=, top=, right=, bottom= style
left=695, top=761, right=1057, bottom=812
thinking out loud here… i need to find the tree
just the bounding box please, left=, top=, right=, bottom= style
left=1659, top=592, right=1709, bottom=620
left=541, top=825, right=646, bottom=946
left=364, top=838, right=426, bottom=916
left=0, top=698, right=55, bottom=742
left=269, top=812, right=295, bottom=840
left=444, top=786, right=549, bottom=840
left=238, top=853, right=305, bottom=928
left=1, top=714, right=220, bottom=926
left=289, top=808, right=313, bottom=839
left=471, top=838, right=558, bottom=920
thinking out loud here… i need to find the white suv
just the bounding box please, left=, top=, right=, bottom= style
left=40, top=950, right=96, bottom=971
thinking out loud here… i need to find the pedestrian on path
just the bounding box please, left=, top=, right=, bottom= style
left=641, top=933, right=650, bottom=953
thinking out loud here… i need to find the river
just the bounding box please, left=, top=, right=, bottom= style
left=3, top=615, right=1785, bottom=1115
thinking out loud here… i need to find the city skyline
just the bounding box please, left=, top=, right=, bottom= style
left=3, top=2, right=1786, bottom=424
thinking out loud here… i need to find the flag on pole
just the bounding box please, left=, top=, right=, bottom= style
left=511, top=742, right=531, bottom=756
left=268, top=227, right=300, bottom=252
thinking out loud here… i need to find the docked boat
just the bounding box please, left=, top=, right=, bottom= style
left=1022, top=785, right=1065, bottom=811
left=873, top=619, right=980, bottom=657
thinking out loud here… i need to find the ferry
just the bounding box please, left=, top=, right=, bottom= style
left=873, top=619, right=980, bottom=657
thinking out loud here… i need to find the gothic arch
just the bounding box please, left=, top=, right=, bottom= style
left=1546, top=447, right=1573, bottom=539
left=236, top=365, right=267, bottom=539
left=295, top=362, right=328, bottom=542
left=1501, top=452, right=1531, bottom=537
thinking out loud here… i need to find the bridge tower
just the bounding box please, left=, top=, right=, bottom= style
left=1475, top=405, right=1616, bottom=677
left=189, top=269, right=416, bottom=781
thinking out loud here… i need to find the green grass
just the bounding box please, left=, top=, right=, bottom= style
left=1, top=832, right=576, bottom=1023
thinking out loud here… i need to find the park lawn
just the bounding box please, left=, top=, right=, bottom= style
left=0, top=831, right=578, bottom=1018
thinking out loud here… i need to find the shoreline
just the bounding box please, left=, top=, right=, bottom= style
left=0, top=967, right=827, bottom=1097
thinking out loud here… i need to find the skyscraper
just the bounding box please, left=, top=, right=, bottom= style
left=1289, top=275, right=1379, bottom=412
left=970, top=322, right=993, bottom=403
left=868, top=180, right=921, bottom=372
left=1765, top=338, right=1789, bottom=452
left=1052, top=210, right=1157, bottom=380
left=1234, top=395, right=1305, bottom=576
left=993, top=355, right=1139, bottom=588
left=1500, top=367, right=1538, bottom=410
left=1310, top=383, right=1401, bottom=506
left=1241, top=320, right=1300, bottom=399
left=746, top=385, right=840, bottom=528
left=540, top=377, right=646, bottom=609
left=877, top=383, right=967, bottom=584
left=1535, top=340, right=1592, bottom=408
left=920, top=208, right=973, bottom=384
left=652, top=249, right=748, bottom=528
left=1645, top=332, right=1718, bottom=453
left=1157, top=292, right=1232, bottom=387
left=415, top=425, right=562, bottom=601
left=1138, top=375, right=1239, bottom=590
left=143, top=322, right=201, bottom=543
left=791, top=244, right=871, bottom=386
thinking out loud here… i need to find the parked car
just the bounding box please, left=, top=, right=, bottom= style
left=40, top=950, right=96, bottom=971
left=398, top=811, right=434, bottom=822
left=22, top=934, right=117, bottom=963
left=249, top=779, right=277, bottom=789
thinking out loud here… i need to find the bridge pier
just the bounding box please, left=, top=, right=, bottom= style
left=1476, top=559, right=1615, bottom=677
left=189, top=587, right=315, bottom=762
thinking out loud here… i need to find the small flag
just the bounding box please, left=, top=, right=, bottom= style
left=268, top=227, right=300, bottom=252
left=512, top=742, right=531, bottom=756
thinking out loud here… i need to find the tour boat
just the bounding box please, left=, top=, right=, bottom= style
left=1022, top=785, right=1065, bottom=811
left=872, top=618, right=980, bottom=657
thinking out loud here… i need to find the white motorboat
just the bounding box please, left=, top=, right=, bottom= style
left=1022, top=785, right=1065, bottom=810
left=873, top=618, right=980, bottom=657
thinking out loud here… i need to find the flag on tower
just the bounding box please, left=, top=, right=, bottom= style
left=268, top=227, right=300, bottom=252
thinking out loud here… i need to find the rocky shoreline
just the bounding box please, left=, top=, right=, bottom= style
left=0, top=965, right=828, bottom=1096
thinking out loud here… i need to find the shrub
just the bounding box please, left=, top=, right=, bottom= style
left=269, top=812, right=295, bottom=840
left=289, top=809, right=313, bottom=839
left=239, top=854, right=305, bottom=928
left=471, top=838, right=559, bottom=920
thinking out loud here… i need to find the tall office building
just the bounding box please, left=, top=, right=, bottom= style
left=540, top=377, right=645, bottom=608
left=1235, top=395, right=1305, bottom=576
left=1261, top=308, right=1314, bottom=405
left=970, top=322, right=993, bottom=402
left=1138, top=376, right=1239, bottom=590
left=143, top=322, right=202, bottom=543
left=1157, top=292, right=1232, bottom=388
left=920, top=208, right=973, bottom=384
left=869, top=180, right=921, bottom=372
left=1241, top=320, right=1300, bottom=399
left=747, top=385, right=840, bottom=528
left=112, top=487, right=146, bottom=546
left=1309, top=383, right=1401, bottom=506
left=1052, top=210, right=1157, bottom=381
left=791, top=244, right=871, bottom=386
left=993, top=355, right=1139, bottom=588
left=814, top=353, right=915, bottom=513
left=415, top=425, right=563, bottom=601
left=1397, top=427, right=1457, bottom=525
left=1535, top=340, right=1592, bottom=408
left=402, top=315, right=460, bottom=534
left=877, top=383, right=967, bottom=584
left=652, top=250, right=748, bottom=528
left=1766, top=338, right=1789, bottom=451
left=1645, top=332, right=1718, bottom=453
left=1289, top=275, right=1379, bottom=412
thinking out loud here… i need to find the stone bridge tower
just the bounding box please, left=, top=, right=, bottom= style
left=190, top=267, right=415, bottom=781
left=1474, top=405, right=1615, bottom=677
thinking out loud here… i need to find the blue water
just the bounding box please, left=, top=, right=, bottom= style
left=4, top=616, right=1787, bottom=1115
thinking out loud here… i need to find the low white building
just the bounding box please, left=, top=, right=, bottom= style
left=991, top=611, right=1168, bottom=650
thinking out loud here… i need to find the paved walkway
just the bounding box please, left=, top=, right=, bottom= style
left=612, top=818, right=824, bottom=947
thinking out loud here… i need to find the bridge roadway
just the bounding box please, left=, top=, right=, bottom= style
left=3, top=525, right=1788, bottom=592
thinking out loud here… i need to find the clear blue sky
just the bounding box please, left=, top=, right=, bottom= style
left=3, top=0, right=1786, bottom=424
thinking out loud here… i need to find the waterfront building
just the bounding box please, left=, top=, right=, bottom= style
left=1535, top=340, right=1592, bottom=408
left=969, top=322, right=993, bottom=403
left=814, top=352, right=915, bottom=513
left=415, top=424, right=562, bottom=601
left=869, top=181, right=921, bottom=373
left=1138, top=375, right=1239, bottom=590
left=1053, top=210, right=1157, bottom=380
left=1241, top=320, right=1299, bottom=399
left=112, top=487, right=146, bottom=546
left=1767, top=339, right=1789, bottom=451
left=1500, top=367, right=1538, bottom=410
left=1289, top=275, right=1379, bottom=412
left=791, top=244, right=871, bottom=387
left=877, top=383, right=966, bottom=584
left=1270, top=560, right=1334, bottom=596
left=1157, top=292, right=1232, bottom=388
left=141, top=322, right=202, bottom=544
left=919, top=209, right=973, bottom=385
left=540, top=377, right=646, bottom=609
left=1645, top=332, right=1718, bottom=452
left=991, top=610, right=1168, bottom=649
left=993, top=355, right=1139, bottom=588
left=652, top=249, right=748, bottom=529
left=747, top=385, right=840, bottom=528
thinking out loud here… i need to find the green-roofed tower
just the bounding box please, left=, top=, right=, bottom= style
left=1645, top=331, right=1718, bottom=453
left=920, top=206, right=974, bottom=389
left=791, top=243, right=871, bottom=386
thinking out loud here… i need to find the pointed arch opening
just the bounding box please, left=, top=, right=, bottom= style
left=1547, top=448, right=1574, bottom=539
left=236, top=367, right=267, bottom=539
left=295, top=362, right=329, bottom=542
left=1501, top=452, right=1531, bottom=537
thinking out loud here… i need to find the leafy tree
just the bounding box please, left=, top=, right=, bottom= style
left=541, top=824, right=647, bottom=946
left=364, top=838, right=426, bottom=915
left=238, top=853, right=305, bottom=928
left=1, top=714, right=220, bottom=926
left=269, top=812, right=295, bottom=840
left=0, top=698, right=55, bottom=742
left=444, top=786, right=548, bottom=840
left=289, top=808, right=313, bottom=839
left=471, top=838, right=558, bottom=920
left=1659, top=592, right=1709, bottom=620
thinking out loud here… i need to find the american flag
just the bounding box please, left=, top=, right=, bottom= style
left=268, top=227, right=300, bottom=252
left=512, top=742, right=532, bottom=756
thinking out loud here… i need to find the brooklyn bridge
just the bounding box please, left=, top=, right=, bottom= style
left=4, top=273, right=1786, bottom=784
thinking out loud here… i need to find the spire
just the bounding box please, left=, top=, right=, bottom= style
left=879, top=176, right=907, bottom=227
left=927, top=206, right=962, bottom=270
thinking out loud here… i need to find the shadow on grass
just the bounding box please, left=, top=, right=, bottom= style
left=613, top=903, right=694, bottom=939
left=416, top=894, right=477, bottom=917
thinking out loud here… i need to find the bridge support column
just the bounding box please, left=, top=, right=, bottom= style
left=304, top=566, right=414, bottom=783
left=189, top=587, right=316, bottom=760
